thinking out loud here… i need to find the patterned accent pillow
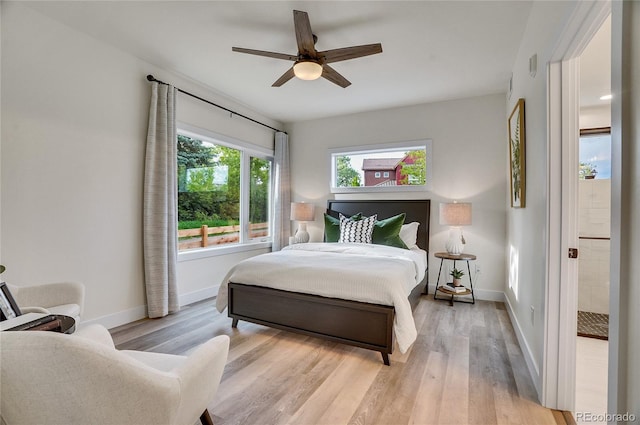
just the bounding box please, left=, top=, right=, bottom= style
left=324, top=212, right=363, bottom=242
left=339, top=213, right=377, bottom=243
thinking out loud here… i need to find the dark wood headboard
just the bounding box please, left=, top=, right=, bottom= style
left=326, top=199, right=431, bottom=253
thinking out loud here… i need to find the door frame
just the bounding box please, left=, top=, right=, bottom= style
left=543, top=0, right=611, bottom=411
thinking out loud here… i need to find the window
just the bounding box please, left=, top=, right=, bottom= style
left=177, top=126, right=273, bottom=253
left=330, top=140, right=433, bottom=193
left=579, top=128, right=611, bottom=179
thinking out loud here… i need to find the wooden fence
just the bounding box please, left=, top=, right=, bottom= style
left=178, top=222, right=268, bottom=250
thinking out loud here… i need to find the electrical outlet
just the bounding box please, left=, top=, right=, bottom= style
left=475, top=262, right=481, bottom=274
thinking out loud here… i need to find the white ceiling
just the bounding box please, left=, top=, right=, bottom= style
left=580, top=14, right=611, bottom=109
left=25, top=1, right=536, bottom=123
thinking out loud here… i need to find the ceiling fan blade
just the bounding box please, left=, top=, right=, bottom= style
left=232, top=47, right=297, bottom=61
left=320, top=43, right=383, bottom=63
left=293, top=10, right=317, bottom=56
left=321, top=64, right=351, bottom=88
left=272, top=67, right=296, bottom=87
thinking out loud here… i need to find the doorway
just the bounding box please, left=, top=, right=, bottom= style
left=575, top=14, right=611, bottom=423
left=543, top=0, right=613, bottom=415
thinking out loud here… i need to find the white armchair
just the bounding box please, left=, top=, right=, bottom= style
left=0, top=324, right=229, bottom=425
left=8, top=281, right=84, bottom=322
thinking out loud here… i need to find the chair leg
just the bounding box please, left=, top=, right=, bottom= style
left=200, top=409, right=214, bottom=425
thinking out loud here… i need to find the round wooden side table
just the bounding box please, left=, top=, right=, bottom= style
left=433, top=252, right=477, bottom=305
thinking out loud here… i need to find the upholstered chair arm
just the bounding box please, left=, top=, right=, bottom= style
left=0, top=331, right=181, bottom=425
left=11, top=281, right=84, bottom=315
left=171, top=335, right=230, bottom=425
left=17, top=306, right=51, bottom=315
left=73, top=323, right=116, bottom=348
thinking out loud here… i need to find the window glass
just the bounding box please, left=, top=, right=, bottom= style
left=330, top=140, right=432, bottom=193
left=579, top=131, right=611, bottom=179
left=177, top=132, right=272, bottom=251
left=249, top=156, right=271, bottom=239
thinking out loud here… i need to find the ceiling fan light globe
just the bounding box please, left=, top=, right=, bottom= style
left=293, top=61, right=323, bottom=80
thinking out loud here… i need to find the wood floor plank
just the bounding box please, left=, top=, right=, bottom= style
left=287, top=347, right=381, bottom=425
left=468, top=310, right=499, bottom=424
left=109, top=295, right=572, bottom=425
left=437, top=334, right=470, bottom=424
left=408, top=350, right=447, bottom=425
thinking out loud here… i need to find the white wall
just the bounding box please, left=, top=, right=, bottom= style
left=580, top=104, right=611, bottom=128
left=505, top=0, right=579, bottom=398
left=0, top=3, right=280, bottom=326
left=286, top=94, right=508, bottom=298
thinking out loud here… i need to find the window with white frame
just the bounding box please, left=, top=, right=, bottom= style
left=177, top=126, right=273, bottom=252
left=329, top=140, right=433, bottom=193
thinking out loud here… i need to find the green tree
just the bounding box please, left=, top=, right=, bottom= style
left=336, top=156, right=361, bottom=187
left=185, top=167, right=216, bottom=192
left=399, top=150, right=426, bottom=185
left=177, top=135, right=213, bottom=192
left=250, top=157, right=270, bottom=223
left=213, top=145, right=240, bottom=220
left=177, top=136, right=242, bottom=223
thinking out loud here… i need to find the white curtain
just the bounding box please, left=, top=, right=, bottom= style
left=272, top=132, right=291, bottom=251
left=143, top=82, right=179, bottom=318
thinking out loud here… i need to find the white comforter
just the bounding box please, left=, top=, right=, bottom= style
left=216, top=242, right=427, bottom=353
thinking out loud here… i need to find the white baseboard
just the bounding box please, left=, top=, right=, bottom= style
left=179, top=285, right=218, bottom=306
left=79, top=305, right=147, bottom=330
left=79, top=286, right=219, bottom=331
left=504, top=294, right=542, bottom=400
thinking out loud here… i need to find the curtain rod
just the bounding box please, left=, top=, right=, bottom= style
left=146, top=75, right=286, bottom=134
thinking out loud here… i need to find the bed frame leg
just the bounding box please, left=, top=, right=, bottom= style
left=232, top=318, right=239, bottom=328
left=381, top=352, right=390, bottom=366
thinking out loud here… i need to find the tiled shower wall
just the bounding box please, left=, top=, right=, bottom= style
left=578, top=179, right=611, bottom=314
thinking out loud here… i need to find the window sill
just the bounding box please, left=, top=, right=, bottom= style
left=178, top=241, right=272, bottom=262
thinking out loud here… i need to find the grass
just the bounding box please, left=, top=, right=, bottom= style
left=178, top=219, right=238, bottom=230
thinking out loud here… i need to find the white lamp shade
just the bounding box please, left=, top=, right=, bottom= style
left=439, top=202, right=472, bottom=226
left=293, top=61, right=323, bottom=80
left=291, top=202, right=315, bottom=222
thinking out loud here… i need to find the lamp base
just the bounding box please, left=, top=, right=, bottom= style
left=445, top=239, right=464, bottom=255
left=445, top=228, right=465, bottom=255
left=294, top=222, right=310, bottom=244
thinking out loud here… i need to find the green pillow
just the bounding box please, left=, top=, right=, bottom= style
left=324, top=212, right=362, bottom=242
left=325, top=212, right=408, bottom=248
left=372, top=213, right=408, bottom=249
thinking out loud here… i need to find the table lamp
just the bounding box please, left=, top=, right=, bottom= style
left=291, top=202, right=315, bottom=243
left=439, top=201, right=472, bottom=255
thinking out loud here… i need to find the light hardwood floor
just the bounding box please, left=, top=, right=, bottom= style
left=110, top=296, right=573, bottom=425
left=575, top=337, right=608, bottom=424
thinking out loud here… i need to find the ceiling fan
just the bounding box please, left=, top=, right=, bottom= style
left=232, top=10, right=382, bottom=88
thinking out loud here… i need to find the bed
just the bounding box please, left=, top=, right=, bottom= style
left=216, top=199, right=430, bottom=365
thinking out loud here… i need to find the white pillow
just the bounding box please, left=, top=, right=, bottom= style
left=400, top=222, right=420, bottom=249
left=339, top=213, right=377, bottom=244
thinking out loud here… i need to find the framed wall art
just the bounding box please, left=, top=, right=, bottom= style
left=508, top=98, right=526, bottom=208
